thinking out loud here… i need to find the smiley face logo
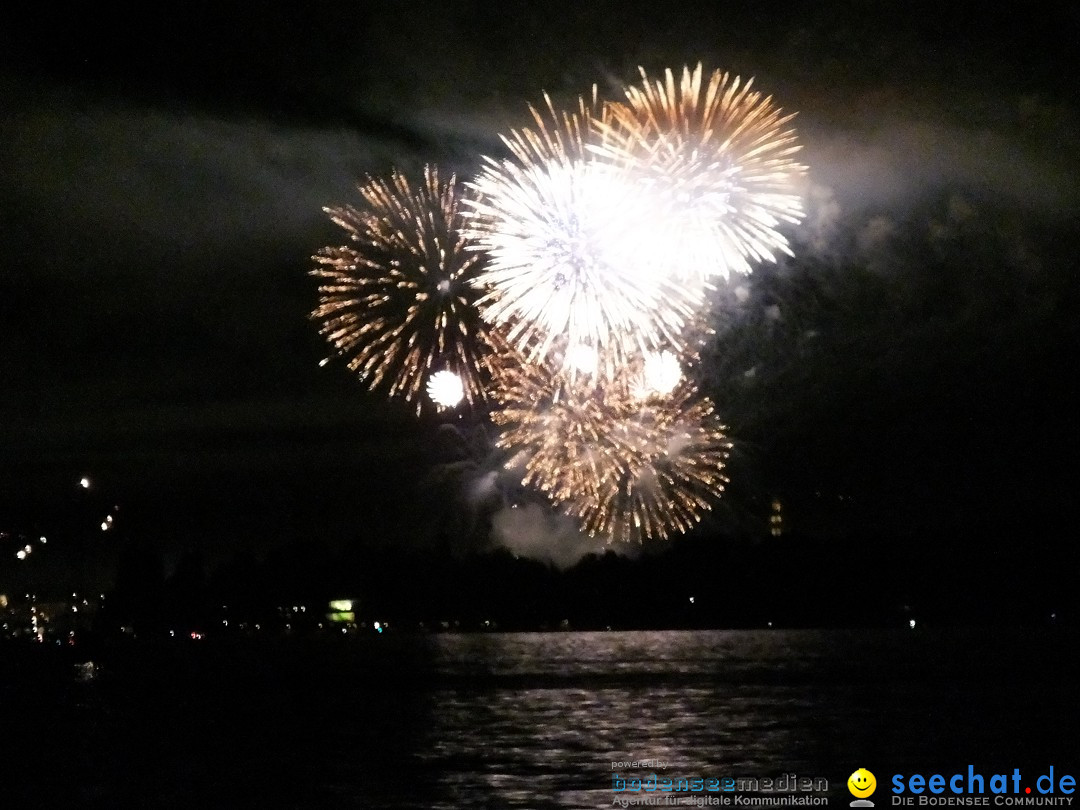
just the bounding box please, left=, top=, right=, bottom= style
left=848, top=768, right=877, bottom=798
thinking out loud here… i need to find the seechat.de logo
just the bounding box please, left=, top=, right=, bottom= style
left=890, top=765, right=1077, bottom=804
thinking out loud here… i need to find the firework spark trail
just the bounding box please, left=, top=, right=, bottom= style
left=311, top=166, right=500, bottom=412
left=595, top=63, right=806, bottom=283
left=464, top=91, right=708, bottom=379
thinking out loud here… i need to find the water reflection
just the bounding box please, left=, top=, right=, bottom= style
left=4, top=629, right=1076, bottom=808
left=357, top=629, right=1077, bottom=809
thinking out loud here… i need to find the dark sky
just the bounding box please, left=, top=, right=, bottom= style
left=2, top=2, right=1079, bottom=587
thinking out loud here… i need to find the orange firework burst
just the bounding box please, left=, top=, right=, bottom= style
left=595, top=63, right=806, bottom=282
left=311, top=166, right=501, bottom=412
left=490, top=349, right=731, bottom=542
left=572, top=384, right=732, bottom=543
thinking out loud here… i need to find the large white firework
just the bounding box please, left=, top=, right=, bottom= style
left=464, top=92, right=707, bottom=379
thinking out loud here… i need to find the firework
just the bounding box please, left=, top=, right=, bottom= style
left=491, top=352, right=730, bottom=542
left=305, top=64, right=808, bottom=544
left=574, top=385, right=732, bottom=543
left=311, top=166, right=498, bottom=411
left=633, top=349, right=683, bottom=399
left=490, top=351, right=619, bottom=506
left=595, top=63, right=806, bottom=282
left=426, top=369, right=465, bottom=409
left=464, top=91, right=707, bottom=378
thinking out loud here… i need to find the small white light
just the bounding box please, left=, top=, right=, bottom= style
left=565, top=343, right=598, bottom=376
left=642, top=350, right=681, bottom=396
left=426, top=370, right=465, bottom=409
left=908, top=619, right=916, bottom=630
left=79, top=477, right=91, bottom=489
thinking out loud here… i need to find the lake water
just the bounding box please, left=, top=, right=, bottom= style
left=5, top=629, right=1077, bottom=808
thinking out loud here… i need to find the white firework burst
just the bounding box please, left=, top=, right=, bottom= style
left=464, top=92, right=707, bottom=379
left=426, top=369, right=466, bottom=410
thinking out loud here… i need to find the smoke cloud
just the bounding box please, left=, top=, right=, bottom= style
left=490, top=503, right=638, bottom=570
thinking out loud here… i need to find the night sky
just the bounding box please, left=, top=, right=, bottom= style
left=2, top=3, right=1078, bottom=604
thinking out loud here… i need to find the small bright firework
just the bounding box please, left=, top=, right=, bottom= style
left=464, top=91, right=707, bottom=378
left=490, top=352, right=731, bottom=542
left=426, top=369, right=465, bottom=409
left=311, top=166, right=498, bottom=411
left=633, top=349, right=683, bottom=399
left=595, top=63, right=806, bottom=282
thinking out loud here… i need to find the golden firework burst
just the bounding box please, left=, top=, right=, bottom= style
left=311, top=166, right=500, bottom=412
left=595, top=63, right=806, bottom=282
left=490, top=349, right=731, bottom=542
